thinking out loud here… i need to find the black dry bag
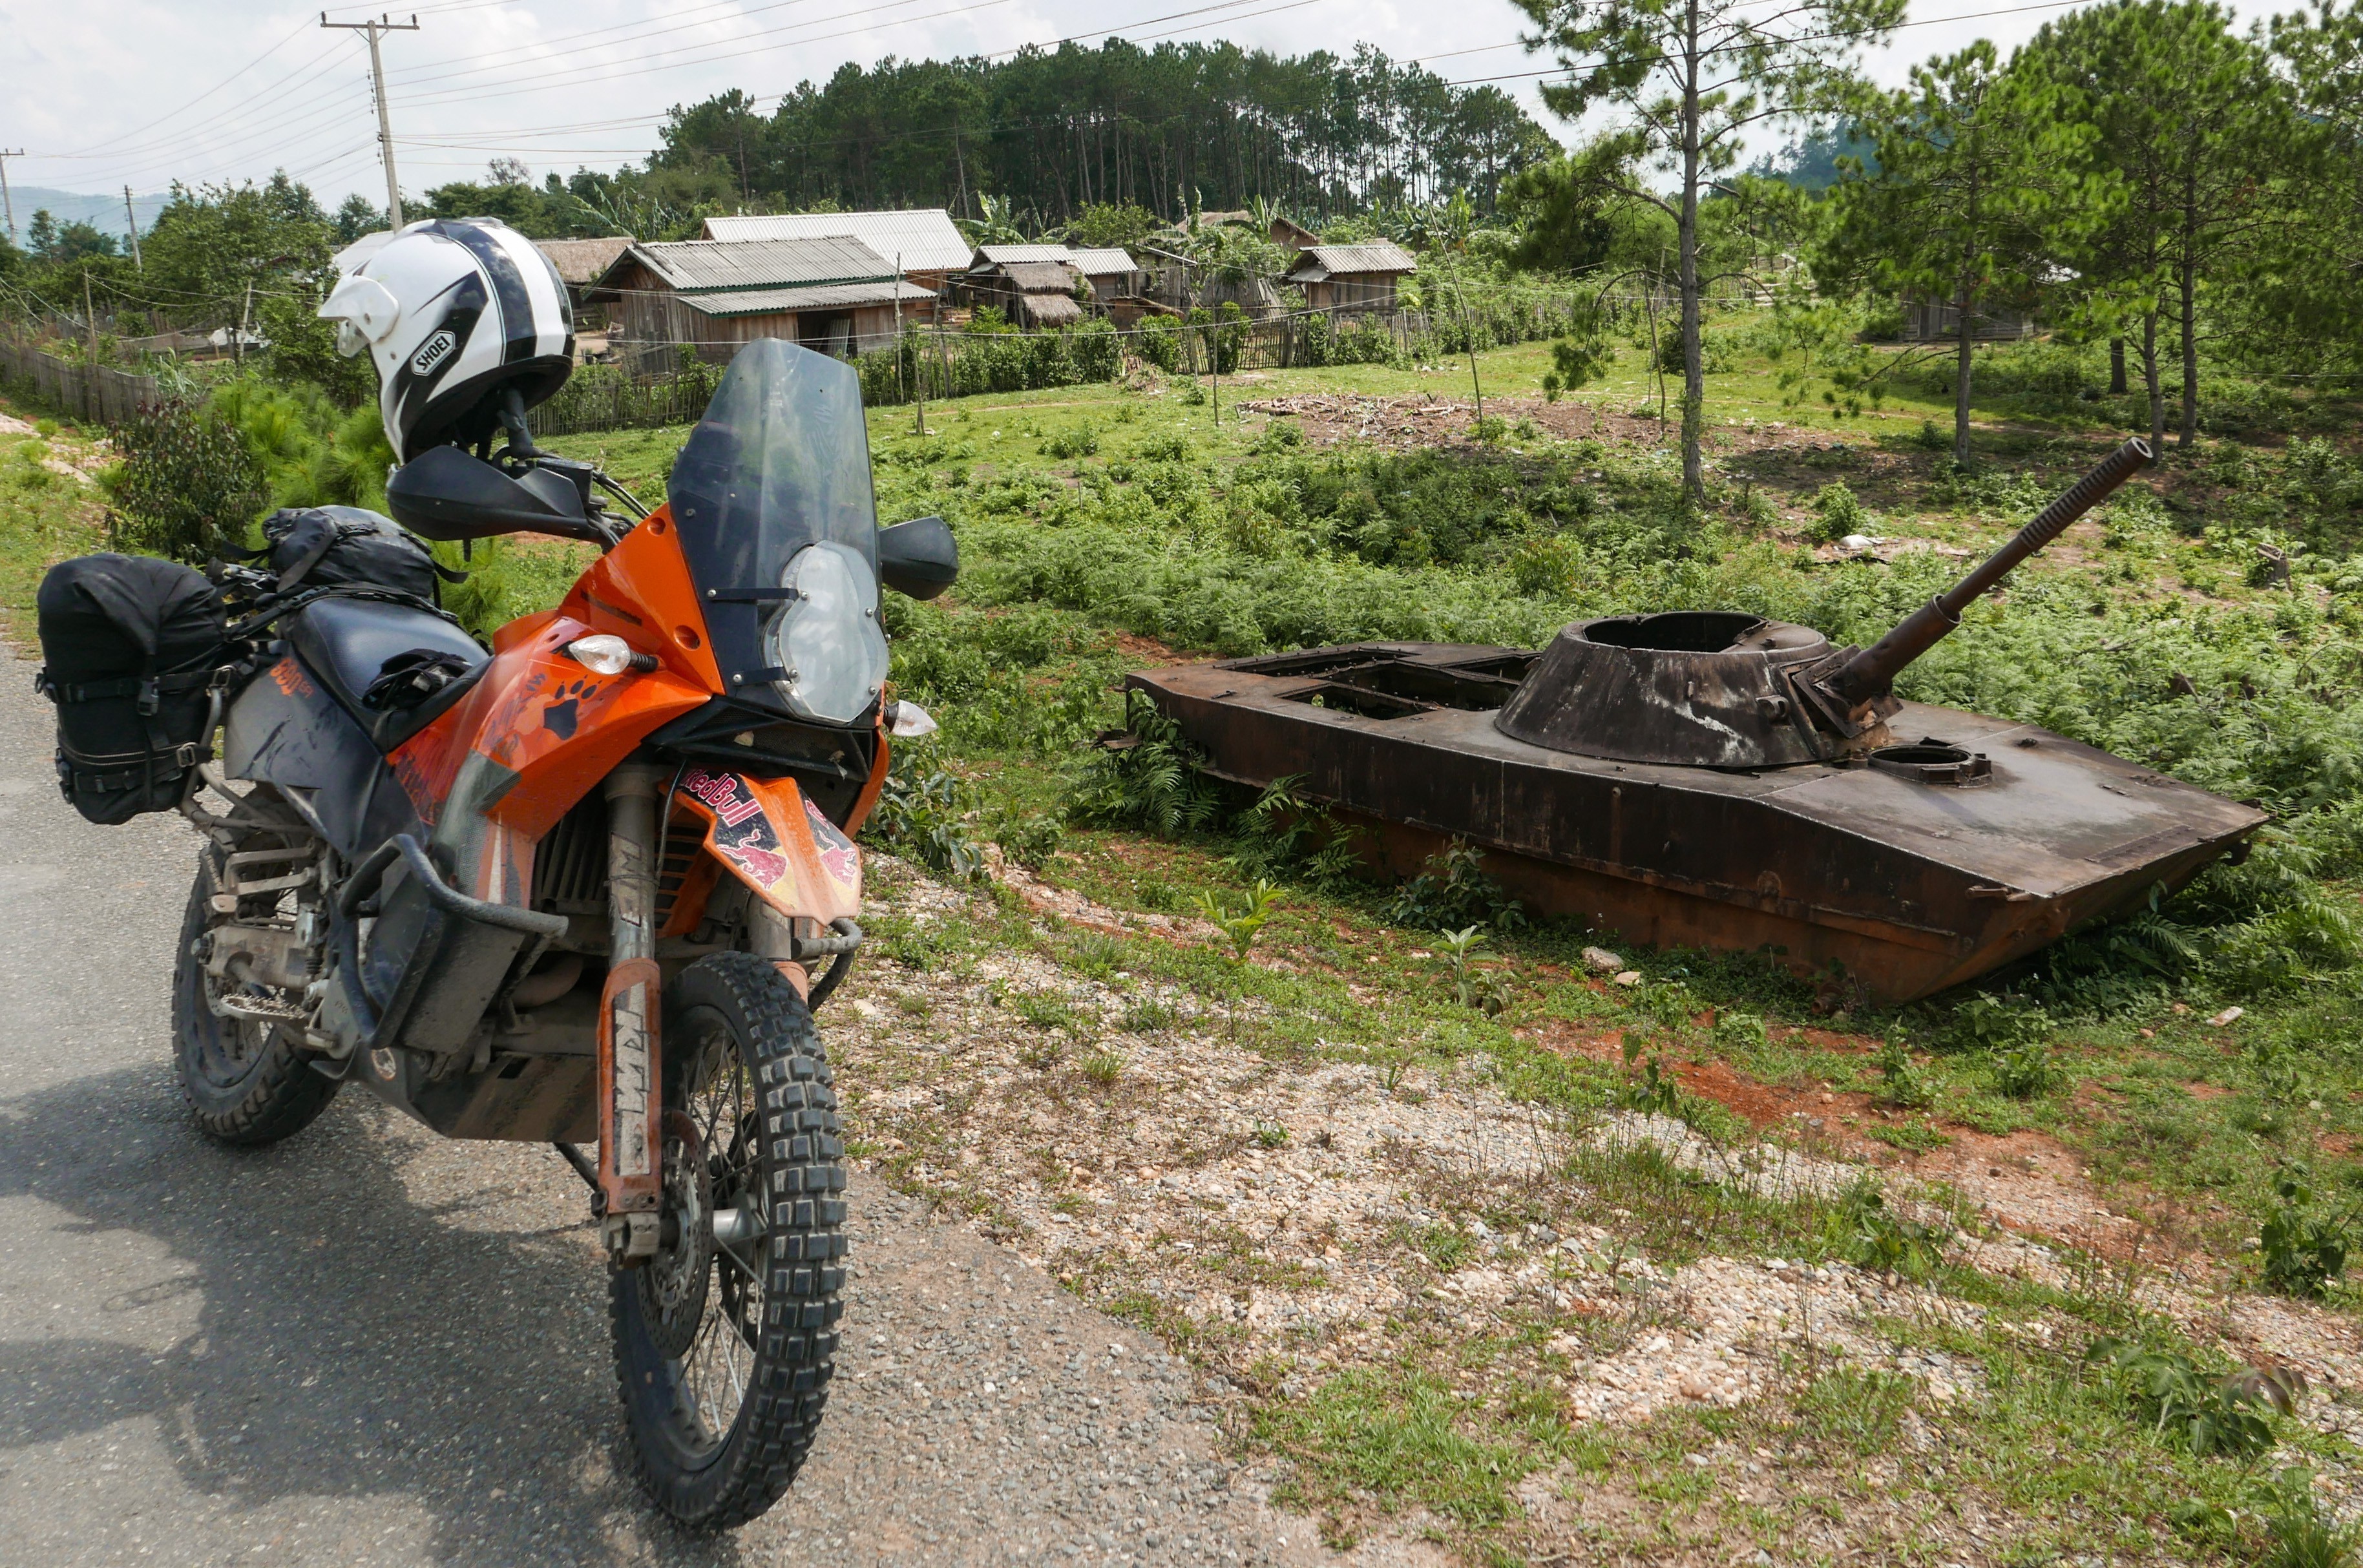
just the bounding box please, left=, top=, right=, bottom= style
left=260, top=505, right=457, bottom=604
left=36, top=554, right=226, bottom=824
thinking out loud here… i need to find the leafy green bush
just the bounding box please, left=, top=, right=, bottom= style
left=989, top=808, right=1066, bottom=870
left=1990, top=1041, right=2065, bottom=1100
left=208, top=377, right=396, bottom=514
left=1041, top=423, right=1099, bottom=459
left=1871, top=1034, right=1934, bottom=1109
left=1834, top=1178, right=1948, bottom=1276
left=1137, top=315, right=1181, bottom=372
left=1184, top=302, right=1248, bottom=375
left=1387, top=838, right=1524, bottom=932
left=1809, top=481, right=1868, bottom=543
left=2260, top=1169, right=2349, bottom=1299
left=2084, top=1338, right=2297, bottom=1458
left=1069, top=319, right=1122, bottom=382
left=104, top=398, right=269, bottom=562
left=865, top=755, right=987, bottom=881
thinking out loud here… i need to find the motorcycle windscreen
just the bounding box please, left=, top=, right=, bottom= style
left=665, top=339, right=881, bottom=702
left=673, top=768, right=861, bottom=924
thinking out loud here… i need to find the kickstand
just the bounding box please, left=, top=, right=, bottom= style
left=552, top=1141, right=605, bottom=1217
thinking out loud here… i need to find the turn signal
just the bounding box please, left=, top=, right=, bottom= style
left=887, top=700, right=938, bottom=739
left=565, top=634, right=657, bottom=675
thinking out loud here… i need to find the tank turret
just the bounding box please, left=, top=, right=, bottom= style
left=1492, top=438, right=2156, bottom=770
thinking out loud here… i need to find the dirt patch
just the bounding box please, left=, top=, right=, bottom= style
left=1518, top=1018, right=1625, bottom=1063
left=1668, top=1057, right=1803, bottom=1129
left=1238, top=393, right=1710, bottom=455
left=1606, top=1043, right=2190, bottom=1264
left=1104, top=628, right=1188, bottom=665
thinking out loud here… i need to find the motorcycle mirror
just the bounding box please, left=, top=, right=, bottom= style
left=877, top=514, right=958, bottom=601
left=386, top=444, right=611, bottom=547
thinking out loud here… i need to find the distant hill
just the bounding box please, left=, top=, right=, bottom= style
left=1748, top=125, right=1876, bottom=191
left=4, top=187, right=173, bottom=243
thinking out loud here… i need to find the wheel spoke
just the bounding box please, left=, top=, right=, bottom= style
left=716, top=1238, right=763, bottom=1288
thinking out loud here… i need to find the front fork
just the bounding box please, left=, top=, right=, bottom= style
left=598, top=764, right=667, bottom=1265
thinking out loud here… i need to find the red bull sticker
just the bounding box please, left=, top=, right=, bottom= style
left=681, top=767, right=766, bottom=827
left=804, top=796, right=862, bottom=890
left=682, top=769, right=794, bottom=895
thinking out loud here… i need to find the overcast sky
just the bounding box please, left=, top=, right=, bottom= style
left=0, top=0, right=2291, bottom=210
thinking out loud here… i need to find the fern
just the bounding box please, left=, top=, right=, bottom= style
left=1066, top=689, right=1223, bottom=833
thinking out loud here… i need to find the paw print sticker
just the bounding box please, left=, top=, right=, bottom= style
left=541, top=676, right=602, bottom=739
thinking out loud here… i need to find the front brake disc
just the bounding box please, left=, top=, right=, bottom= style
left=638, top=1109, right=712, bottom=1360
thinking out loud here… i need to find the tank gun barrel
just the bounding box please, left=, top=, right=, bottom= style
left=1822, top=437, right=2154, bottom=710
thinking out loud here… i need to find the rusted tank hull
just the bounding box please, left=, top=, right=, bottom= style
left=1131, top=643, right=2267, bottom=1003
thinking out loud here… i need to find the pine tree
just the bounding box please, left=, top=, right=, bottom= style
left=1819, top=41, right=2079, bottom=464
left=1511, top=0, right=1902, bottom=503
left=2016, top=1, right=2298, bottom=447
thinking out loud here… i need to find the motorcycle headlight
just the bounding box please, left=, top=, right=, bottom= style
left=766, top=541, right=888, bottom=724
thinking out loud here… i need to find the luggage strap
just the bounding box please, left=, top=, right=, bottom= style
left=224, top=582, right=464, bottom=644
left=61, top=740, right=203, bottom=790
left=35, top=667, right=214, bottom=709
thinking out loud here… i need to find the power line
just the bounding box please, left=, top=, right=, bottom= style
left=375, top=0, right=839, bottom=92
left=48, top=18, right=322, bottom=161
left=383, top=0, right=1027, bottom=114
left=28, top=46, right=369, bottom=191
left=24, top=1, right=516, bottom=181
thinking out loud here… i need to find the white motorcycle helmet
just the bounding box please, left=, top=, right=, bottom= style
left=319, top=216, right=574, bottom=463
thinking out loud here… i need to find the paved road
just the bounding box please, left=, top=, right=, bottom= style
left=0, top=664, right=1341, bottom=1567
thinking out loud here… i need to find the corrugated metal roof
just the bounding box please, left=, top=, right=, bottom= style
left=678, top=280, right=936, bottom=317
left=1066, top=246, right=1140, bottom=275
left=1287, top=241, right=1418, bottom=278
left=626, top=235, right=896, bottom=292
left=973, top=244, right=1076, bottom=267
left=534, top=236, right=634, bottom=284
left=698, top=210, right=971, bottom=273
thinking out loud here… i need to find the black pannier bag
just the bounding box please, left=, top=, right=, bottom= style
left=259, top=505, right=459, bottom=604
left=37, top=554, right=227, bottom=824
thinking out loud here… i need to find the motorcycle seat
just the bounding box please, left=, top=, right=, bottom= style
left=287, top=596, right=489, bottom=751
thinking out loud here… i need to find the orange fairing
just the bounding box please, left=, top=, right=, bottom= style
left=673, top=769, right=862, bottom=925
left=560, top=504, right=722, bottom=690
left=388, top=613, right=711, bottom=839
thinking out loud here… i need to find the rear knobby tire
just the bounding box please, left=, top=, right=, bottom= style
left=613, top=951, right=846, bottom=1529
left=171, top=844, right=340, bottom=1147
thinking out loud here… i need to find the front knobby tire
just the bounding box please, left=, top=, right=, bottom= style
left=171, top=844, right=340, bottom=1147
left=613, top=952, right=847, bottom=1529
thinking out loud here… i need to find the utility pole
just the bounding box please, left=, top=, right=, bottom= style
left=320, top=12, right=420, bottom=228
left=123, top=186, right=143, bottom=270
left=84, top=273, right=102, bottom=419
left=0, top=151, right=22, bottom=247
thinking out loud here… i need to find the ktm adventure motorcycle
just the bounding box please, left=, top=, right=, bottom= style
left=172, top=339, right=954, bottom=1526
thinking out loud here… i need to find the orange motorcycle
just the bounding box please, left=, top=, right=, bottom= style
left=171, top=339, right=952, bottom=1525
